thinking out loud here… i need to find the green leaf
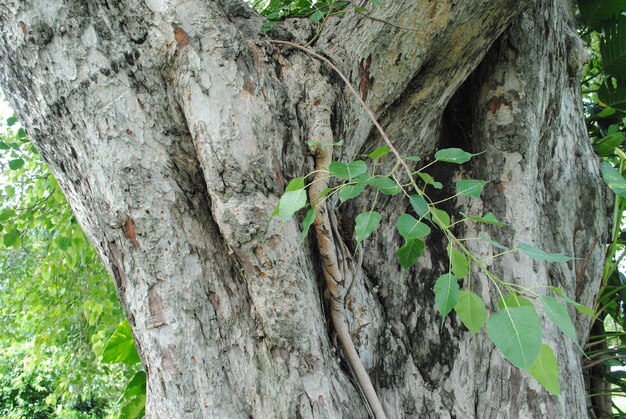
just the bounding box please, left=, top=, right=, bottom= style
left=562, top=295, right=594, bottom=316
left=6, top=115, right=17, bottom=126
left=367, top=176, right=401, bottom=195
left=285, top=177, right=305, bottom=191
left=593, top=132, right=625, bottom=156
left=578, top=0, right=626, bottom=30
left=17, top=128, right=26, bottom=139
left=462, top=212, right=505, bottom=227
left=123, top=370, right=147, bottom=398
left=8, top=158, right=24, bottom=170
left=601, top=161, right=626, bottom=198
left=396, top=238, right=425, bottom=269
left=353, top=173, right=371, bottom=183
left=498, top=294, right=533, bottom=309
left=0, top=208, right=16, bottom=222
left=434, top=273, right=459, bottom=318
left=455, top=180, right=488, bottom=198
left=486, top=306, right=542, bottom=369
left=355, top=211, right=381, bottom=244
left=478, top=233, right=509, bottom=250
left=328, top=160, right=368, bottom=180
left=600, top=15, right=626, bottom=79
left=339, top=183, right=365, bottom=203
left=448, top=245, right=469, bottom=278
left=83, top=299, right=103, bottom=326
left=434, top=148, right=479, bottom=164
left=595, top=106, right=617, bottom=117
left=540, top=296, right=577, bottom=342
left=599, top=77, right=626, bottom=109
left=431, top=208, right=450, bottom=228
left=396, top=214, right=431, bottom=240
left=300, top=208, right=315, bottom=241
left=517, top=243, right=570, bottom=263
left=409, top=194, right=430, bottom=219
left=455, top=291, right=487, bottom=334
left=308, top=10, right=324, bottom=22
left=119, top=393, right=146, bottom=419
left=417, top=171, right=443, bottom=189
left=102, top=320, right=140, bottom=365
left=3, top=228, right=20, bottom=247
left=57, top=236, right=71, bottom=251
left=279, top=178, right=307, bottom=221
left=405, top=155, right=421, bottom=162
left=529, top=344, right=560, bottom=396
left=368, top=146, right=391, bottom=158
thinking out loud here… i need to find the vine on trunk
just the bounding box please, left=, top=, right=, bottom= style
left=269, top=37, right=586, bottom=413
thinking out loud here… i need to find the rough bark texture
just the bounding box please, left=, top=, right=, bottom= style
left=0, top=0, right=607, bottom=417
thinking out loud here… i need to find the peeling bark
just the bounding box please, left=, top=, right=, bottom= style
left=0, top=0, right=606, bottom=417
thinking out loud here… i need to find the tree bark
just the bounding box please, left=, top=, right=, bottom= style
left=0, top=0, right=606, bottom=417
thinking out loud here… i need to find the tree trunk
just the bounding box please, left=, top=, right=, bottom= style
left=0, top=0, right=607, bottom=417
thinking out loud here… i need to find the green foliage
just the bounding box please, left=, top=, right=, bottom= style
left=539, top=296, right=578, bottom=342
left=434, top=148, right=480, bottom=164
left=454, top=291, right=487, bottom=334
left=248, top=0, right=379, bottom=33
left=273, top=140, right=581, bottom=395
left=486, top=306, right=542, bottom=370
left=328, top=160, right=368, bottom=180
left=396, top=239, right=425, bottom=270
left=101, top=321, right=145, bottom=418
left=102, top=321, right=141, bottom=365
left=601, top=160, right=626, bottom=196
left=516, top=243, right=571, bottom=262
left=354, top=210, right=381, bottom=244
left=396, top=214, right=431, bottom=240
left=0, top=112, right=132, bottom=416
left=529, top=344, right=561, bottom=396
left=578, top=0, right=626, bottom=30
left=279, top=177, right=308, bottom=220
left=578, top=0, right=626, bottom=413
left=434, top=273, right=459, bottom=319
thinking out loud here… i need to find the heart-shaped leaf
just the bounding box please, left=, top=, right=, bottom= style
left=397, top=214, right=431, bottom=240
left=355, top=211, right=381, bottom=244
left=397, top=239, right=425, bottom=269
left=329, top=160, right=368, bottom=180
left=455, top=291, right=487, bottom=333
left=529, top=344, right=560, bottom=396
left=435, top=273, right=459, bottom=318
left=339, top=183, right=365, bottom=203
left=455, top=180, right=488, bottom=198
left=487, top=306, right=542, bottom=370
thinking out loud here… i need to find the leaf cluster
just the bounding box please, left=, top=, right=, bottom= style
left=274, top=142, right=579, bottom=395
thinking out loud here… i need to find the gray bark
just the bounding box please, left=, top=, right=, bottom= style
left=0, top=0, right=606, bottom=417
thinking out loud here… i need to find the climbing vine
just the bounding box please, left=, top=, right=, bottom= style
left=255, top=0, right=615, bottom=413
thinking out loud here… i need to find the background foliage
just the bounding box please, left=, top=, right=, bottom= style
left=0, top=111, right=133, bottom=417
left=578, top=0, right=626, bottom=416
